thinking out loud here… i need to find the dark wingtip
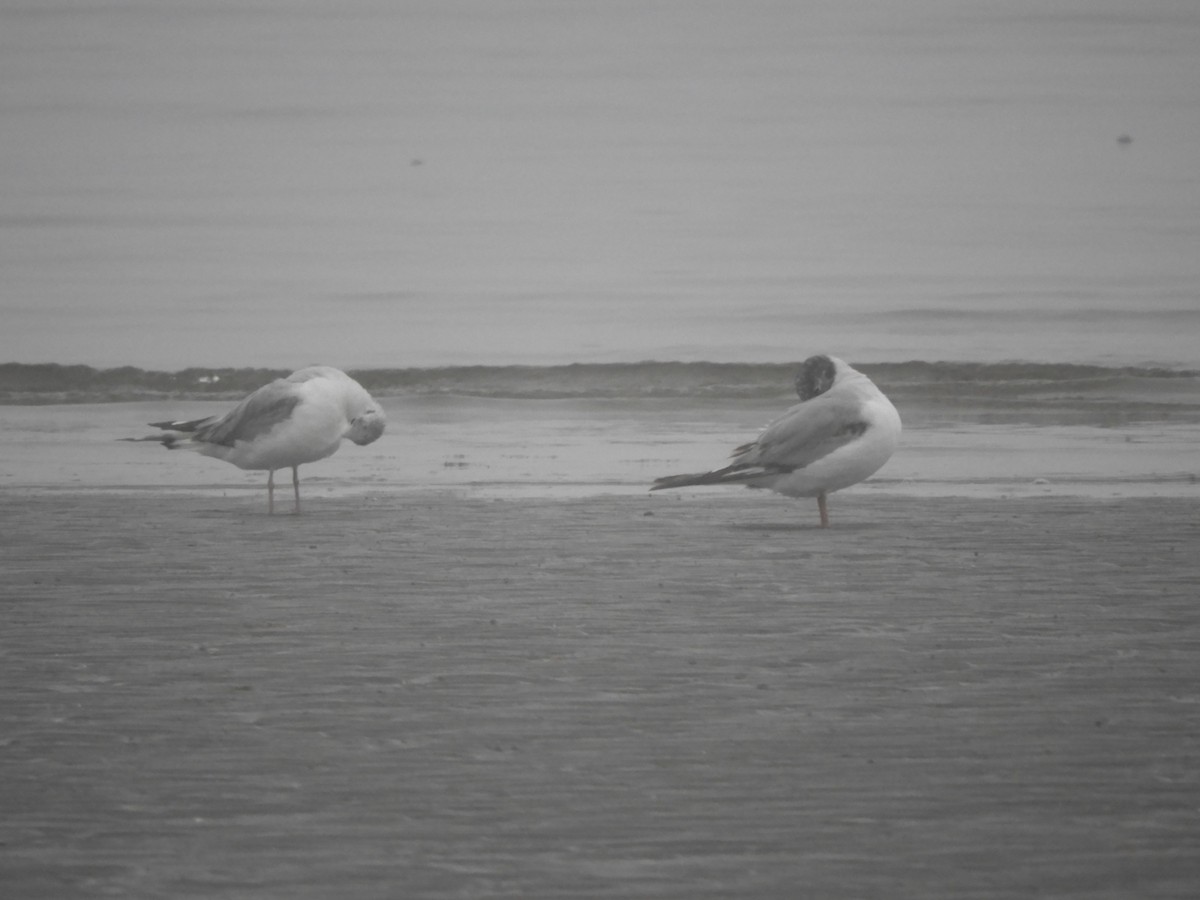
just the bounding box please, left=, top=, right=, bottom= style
left=650, top=472, right=714, bottom=491
left=119, top=434, right=180, bottom=448
left=148, top=416, right=212, bottom=432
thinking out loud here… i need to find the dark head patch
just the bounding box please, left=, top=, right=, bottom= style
left=794, top=355, right=837, bottom=400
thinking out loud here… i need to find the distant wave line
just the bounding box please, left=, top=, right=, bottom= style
left=2, top=360, right=1198, bottom=408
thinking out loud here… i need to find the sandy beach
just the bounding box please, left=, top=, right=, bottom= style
left=3, top=483, right=1199, bottom=898
left=5, top=1, right=1200, bottom=894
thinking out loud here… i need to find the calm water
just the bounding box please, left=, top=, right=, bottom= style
left=2, top=0, right=1199, bottom=370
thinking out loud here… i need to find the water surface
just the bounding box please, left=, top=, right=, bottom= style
left=2, top=0, right=1198, bottom=369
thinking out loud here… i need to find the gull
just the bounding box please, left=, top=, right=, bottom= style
left=651, top=355, right=900, bottom=527
left=125, top=366, right=386, bottom=514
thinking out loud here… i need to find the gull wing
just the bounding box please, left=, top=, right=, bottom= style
left=735, top=393, right=868, bottom=471
left=190, top=379, right=303, bottom=448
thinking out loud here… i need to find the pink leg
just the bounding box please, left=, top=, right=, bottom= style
left=292, top=466, right=301, bottom=514
left=267, top=470, right=276, bottom=515
left=817, top=491, right=829, bottom=528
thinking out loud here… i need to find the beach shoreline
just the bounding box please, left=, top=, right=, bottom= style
left=3, top=395, right=1199, bottom=505
left=3, top=389, right=1199, bottom=897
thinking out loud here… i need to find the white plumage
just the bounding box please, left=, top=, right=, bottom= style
left=652, top=355, right=901, bottom=527
left=127, top=366, right=385, bottom=514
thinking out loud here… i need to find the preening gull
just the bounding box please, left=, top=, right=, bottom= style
left=125, top=366, right=386, bottom=514
left=651, top=355, right=901, bottom=527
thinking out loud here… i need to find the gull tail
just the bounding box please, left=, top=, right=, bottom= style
left=119, top=416, right=215, bottom=449
left=651, top=465, right=762, bottom=491
left=148, top=416, right=215, bottom=433
left=119, top=432, right=185, bottom=449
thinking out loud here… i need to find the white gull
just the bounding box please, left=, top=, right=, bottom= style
left=126, top=366, right=386, bottom=514
left=651, top=355, right=901, bottom=527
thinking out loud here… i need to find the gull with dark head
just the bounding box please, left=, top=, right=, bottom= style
left=125, top=366, right=385, bottom=514
left=651, top=355, right=900, bottom=527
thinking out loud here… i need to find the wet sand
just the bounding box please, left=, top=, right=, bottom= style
left=3, top=489, right=1199, bottom=898
left=4, top=396, right=1200, bottom=503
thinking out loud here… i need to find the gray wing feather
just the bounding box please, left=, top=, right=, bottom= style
left=192, top=380, right=302, bottom=447
left=738, top=395, right=867, bottom=469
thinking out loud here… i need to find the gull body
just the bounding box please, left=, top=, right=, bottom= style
left=127, top=366, right=385, bottom=513
left=651, top=355, right=900, bottom=527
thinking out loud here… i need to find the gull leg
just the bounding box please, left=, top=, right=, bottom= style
left=817, top=491, right=829, bottom=528
left=267, top=470, right=276, bottom=515
left=292, top=466, right=301, bottom=515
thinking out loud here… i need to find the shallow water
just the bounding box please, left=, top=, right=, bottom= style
left=2, top=0, right=1199, bottom=369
